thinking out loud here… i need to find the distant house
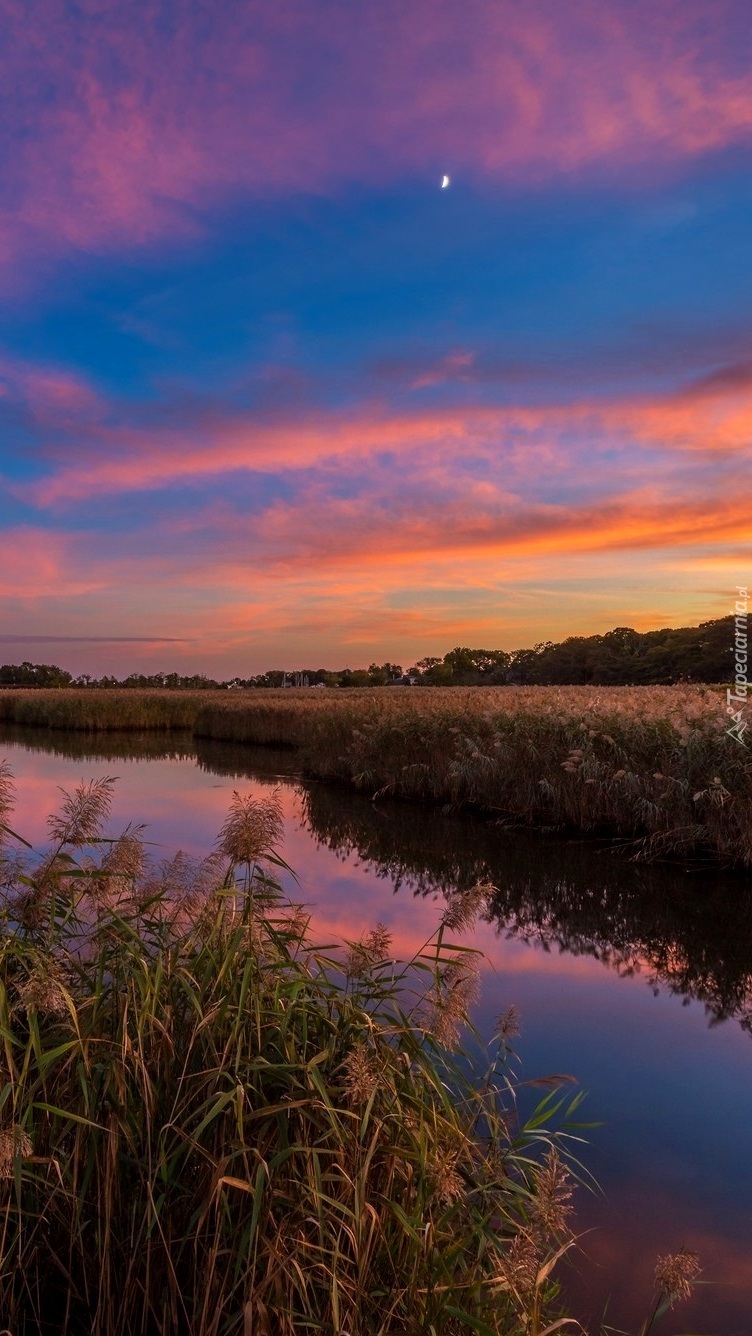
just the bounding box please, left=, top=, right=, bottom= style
left=387, top=674, right=418, bottom=686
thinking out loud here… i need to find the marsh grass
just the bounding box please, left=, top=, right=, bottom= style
left=200, top=685, right=752, bottom=863
left=0, top=772, right=595, bottom=1336
left=1, top=683, right=749, bottom=863
left=2, top=689, right=747, bottom=865
left=0, top=688, right=202, bottom=732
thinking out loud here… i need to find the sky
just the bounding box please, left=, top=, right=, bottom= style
left=1, top=0, right=751, bottom=678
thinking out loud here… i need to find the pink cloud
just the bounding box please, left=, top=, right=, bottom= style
left=4, top=341, right=749, bottom=671
left=14, top=470, right=747, bottom=601
left=22, top=407, right=480, bottom=506
left=0, top=356, right=103, bottom=427
left=17, top=362, right=752, bottom=513
left=0, top=528, right=104, bottom=598
left=3, top=1, right=752, bottom=275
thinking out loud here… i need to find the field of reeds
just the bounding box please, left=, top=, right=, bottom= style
left=0, top=766, right=702, bottom=1335
left=0, top=769, right=579, bottom=1335
left=1, top=684, right=750, bottom=864
left=0, top=688, right=201, bottom=732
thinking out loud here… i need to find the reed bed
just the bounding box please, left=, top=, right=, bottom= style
left=2, top=685, right=749, bottom=863
left=200, top=685, right=752, bottom=865
left=0, top=688, right=203, bottom=732
left=0, top=766, right=591, bottom=1336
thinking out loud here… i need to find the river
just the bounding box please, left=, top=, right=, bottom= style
left=1, top=723, right=750, bottom=1333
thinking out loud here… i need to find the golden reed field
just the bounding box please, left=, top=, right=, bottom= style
left=0, top=684, right=749, bottom=864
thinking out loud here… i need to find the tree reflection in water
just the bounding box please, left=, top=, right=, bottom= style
left=297, top=778, right=752, bottom=1034
left=3, top=722, right=750, bottom=1034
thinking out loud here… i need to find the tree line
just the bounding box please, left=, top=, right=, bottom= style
left=0, top=616, right=736, bottom=689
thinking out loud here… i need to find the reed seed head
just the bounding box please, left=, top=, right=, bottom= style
left=425, top=1147, right=464, bottom=1206
left=102, top=829, right=145, bottom=881
left=495, top=1231, right=540, bottom=1295
left=345, top=923, right=392, bottom=977
left=155, top=849, right=226, bottom=910
left=654, top=1248, right=701, bottom=1305
left=342, top=1041, right=380, bottom=1107
left=425, top=956, right=481, bottom=1048
left=531, top=1147, right=574, bottom=1240
left=217, top=790, right=284, bottom=865
left=441, top=881, right=495, bottom=933
left=18, top=959, right=69, bottom=1017
left=0, top=1125, right=33, bottom=1177
left=11, top=882, right=49, bottom=929
left=47, top=776, right=116, bottom=847
left=0, top=759, right=15, bottom=843
left=496, top=1005, right=521, bottom=1043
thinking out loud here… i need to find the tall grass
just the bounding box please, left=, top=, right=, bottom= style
left=0, top=766, right=593, bottom=1336
left=2, top=684, right=749, bottom=863
left=198, top=685, right=752, bottom=863
left=0, top=688, right=202, bottom=732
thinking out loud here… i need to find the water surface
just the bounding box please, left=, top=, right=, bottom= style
left=2, top=724, right=751, bottom=1333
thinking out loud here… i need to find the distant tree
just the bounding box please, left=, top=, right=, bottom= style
left=0, top=661, right=73, bottom=688
left=366, top=663, right=388, bottom=686
left=339, top=669, right=370, bottom=688
left=441, top=648, right=477, bottom=683
left=419, top=660, right=454, bottom=686
left=364, top=662, right=403, bottom=685
left=310, top=669, right=340, bottom=687
left=262, top=672, right=286, bottom=688
left=506, top=647, right=541, bottom=684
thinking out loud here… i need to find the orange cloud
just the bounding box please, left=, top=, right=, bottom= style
left=4, top=344, right=749, bottom=672
left=18, top=366, right=752, bottom=513
left=236, top=489, right=752, bottom=569
left=2, top=478, right=742, bottom=673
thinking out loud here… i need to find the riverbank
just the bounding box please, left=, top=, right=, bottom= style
left=0, top=736, right=736, bottom=1331
left=0, top=685, right=748, bottom=864
left=0, top=775, right=589, bottom=1336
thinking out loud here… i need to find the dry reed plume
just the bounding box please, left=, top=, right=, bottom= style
left=653, top=1249, right=701, bottom=1306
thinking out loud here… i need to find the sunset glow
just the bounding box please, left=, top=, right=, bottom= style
left=2, top=0, right=751, bottom=675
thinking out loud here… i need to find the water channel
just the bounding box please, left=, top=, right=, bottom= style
left=1, top=723, right=751, bottom=1332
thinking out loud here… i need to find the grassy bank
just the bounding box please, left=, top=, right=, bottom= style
left=0, top=770, right=592, bottom=1336
left=0, top=772, right=702, bottom=1335
left=1, top=685, right=750, bottom=863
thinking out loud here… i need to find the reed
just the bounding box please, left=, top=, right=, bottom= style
left=199, top=685, right=752, bottom=863
left=1, top=684, right=749, bottom=863
left=0, top=770, right=588, bottom=1336
left=0, top=688, right=203, bottom=731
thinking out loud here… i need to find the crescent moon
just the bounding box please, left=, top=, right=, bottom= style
left=441, top=174, right=451, bottom=189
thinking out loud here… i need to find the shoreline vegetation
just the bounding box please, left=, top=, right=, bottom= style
left=0, top=617, right=736, bottom=689
left=0, top=684, right=750, bottom=865
left=0, top=773, right=701, bottom=1334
